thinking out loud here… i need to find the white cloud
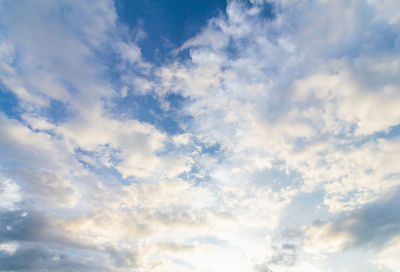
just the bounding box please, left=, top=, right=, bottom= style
left=303, top=222, right=354, bottom=254
left=0, top=0, right=400, bottom=271
left=368, top=0, right=400, bottom=24
left=0, top=114, right=81, bottom=208
left=0, top=178, right=21, bottom=210
left=0, top=0, right=116, bottom=109
left=173, top=133, right=191, bottom=146
left=117, top=41, right=142, bottom=64
left=374, top=235, right=400, bottom=271
left=157, top=0, right=400, bottom=215
left=0, top=242, right=18, bottom=255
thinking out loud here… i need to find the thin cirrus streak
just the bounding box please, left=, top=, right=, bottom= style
left=0, top=0, right=400, bottom=271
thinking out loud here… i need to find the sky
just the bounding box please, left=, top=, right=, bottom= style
left=0, top=0, right=400, bottom=271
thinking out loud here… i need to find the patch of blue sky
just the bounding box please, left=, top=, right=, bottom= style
left=110, top=92, right=189, bottom=135
left=75, top=147, right=133, bottom=185
left=95, top=165, right=133, bottom=185
left=376, top=124, right=400, bottom=139
left=179, top=162, right=210, bottom=185
left=0, top=84, right=23, bottom=121
left=231, top=0, right=276, bottom=19
left=46, top=99, right=71, bottom=124
left=200, top=142, right=221, bottom=156
left=178, top=144, right=225, bottom=184
left=160, top=136, right=226, bottom=184
left=257, top=1, right=276, bottom=20
left=361, top=20, right=400, bottom=54
left=347, top=124, right=400, bottom=149
left=114, top=0, right=227, bottom=64
left=27, top=98, right=73, bottom=128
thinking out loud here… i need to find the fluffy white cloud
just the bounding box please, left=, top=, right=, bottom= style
left=158, top=0, right=400, bottom=215
left=0, top=178, right=21, bottom=210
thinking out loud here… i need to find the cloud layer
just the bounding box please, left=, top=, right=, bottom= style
left=1, top=0, right=400, bottom=271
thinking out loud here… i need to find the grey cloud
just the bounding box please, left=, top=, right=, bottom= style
left=0, top=210, right=96, bottom=251
left=0, top=210, right=50, bottom=243
left=269, top=229, right=302, bottom=267
left=0, top=246, right=52, bottom=271
left=0, top=244, right=109, bottom=272
left=306, top=188, right=400, bottom=250
left=0, top=210, right=141, bottom=270
left=341, top=191, right=400, bottom=248
left=269, top=243, right=297, bottom=266
left=105, top=246, right=139, bottom=268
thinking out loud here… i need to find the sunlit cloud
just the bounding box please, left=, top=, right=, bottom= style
left=1, top=0, right=400, bottom=271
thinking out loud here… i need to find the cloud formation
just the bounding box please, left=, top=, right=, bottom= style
left=1, top=0, right=400, bottom=271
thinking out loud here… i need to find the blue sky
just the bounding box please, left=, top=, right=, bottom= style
left=114, top=0, right=227, bottom=63
left=1, top=0, right=400, bottom=271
